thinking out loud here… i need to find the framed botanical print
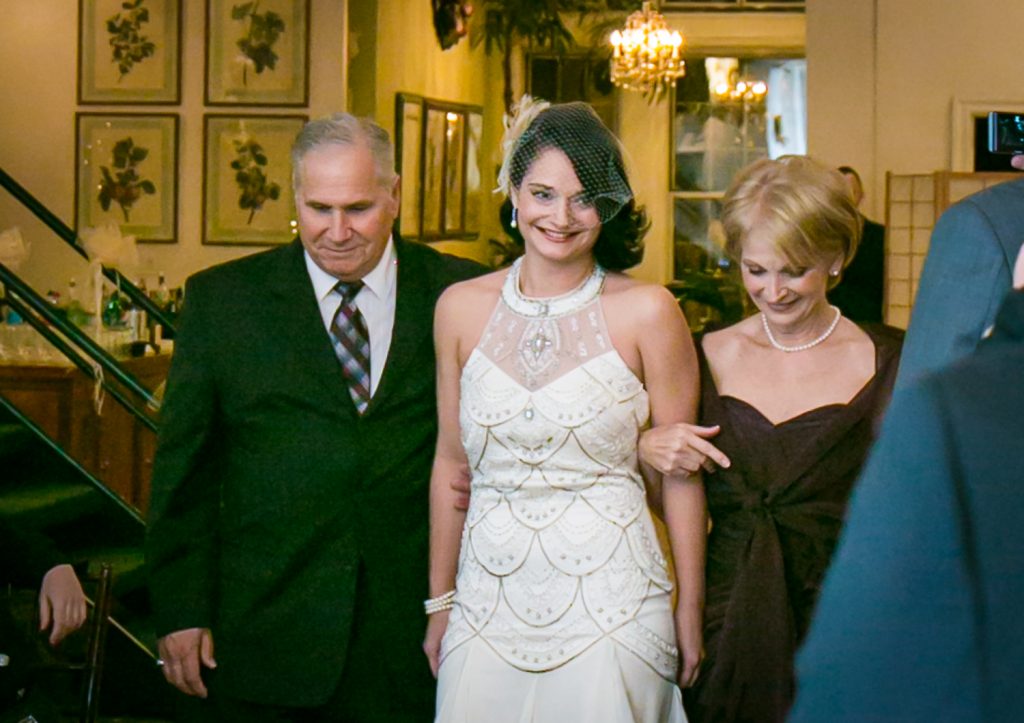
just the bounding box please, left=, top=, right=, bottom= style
left=205, top=0, right=310, bottom=106
left=75, top=113, right=179, bottom=243
left=78, top=0, right=182, bottom=104
left=202, top=114, right=306, bottom=245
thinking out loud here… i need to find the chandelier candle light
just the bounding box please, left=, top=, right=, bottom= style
left=609, top=1, right=685, bottom=98
left=713, top=78, right=768, bottom=106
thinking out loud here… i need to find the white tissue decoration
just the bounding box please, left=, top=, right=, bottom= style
left=0, top=226, right=30, bottom=271
left=79, top=221, right=139, bottom=270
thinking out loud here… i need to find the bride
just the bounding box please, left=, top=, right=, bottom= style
left=423, top=97, right=706, bottom=722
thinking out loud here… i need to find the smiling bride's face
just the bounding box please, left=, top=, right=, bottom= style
left=514, top=147, right=602, bottom=265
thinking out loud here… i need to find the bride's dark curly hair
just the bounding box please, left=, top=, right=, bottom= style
left=498, top=102, right=649, bottom=272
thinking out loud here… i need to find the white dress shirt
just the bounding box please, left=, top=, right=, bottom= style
left=304, top=239, right=398, bottom=397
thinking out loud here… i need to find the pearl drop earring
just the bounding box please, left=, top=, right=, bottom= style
left=510, top=207, right=518, bottom=229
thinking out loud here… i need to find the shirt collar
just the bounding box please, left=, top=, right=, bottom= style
left=305, top=237, right=397, bottom=303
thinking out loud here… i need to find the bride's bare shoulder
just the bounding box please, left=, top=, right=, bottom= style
left=435, top=268, right=504, bottom=336
left=439, top=268, right=504, bottom=305
left=602, top=273, right=681, bottom=321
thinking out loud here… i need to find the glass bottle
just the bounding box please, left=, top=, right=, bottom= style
left=127, top=278, right=147, bottom=341
left=66, top=278, right=91, bottom=327
left=153, top=272, right=171, bottom=309
left=102, top=289, right=126, bottom=329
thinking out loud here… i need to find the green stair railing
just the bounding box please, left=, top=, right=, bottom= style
left=1, top=264, right=159, bottom=423
left=0, top=165, right=176, bottom=336
left=0, top=395, right=145, bottom=525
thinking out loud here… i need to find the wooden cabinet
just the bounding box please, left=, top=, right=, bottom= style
left=0, top=354, right=170, bottom=513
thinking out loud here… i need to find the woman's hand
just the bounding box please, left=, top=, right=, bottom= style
left=640, top=423, right=731, bottom=476
left=675, top=606, right=704, bottom=689
left=423, top=609, right=451, bottom=678
left=39, top=563, right=87, bottom=646
left=449, top=464, right=472, bottom=512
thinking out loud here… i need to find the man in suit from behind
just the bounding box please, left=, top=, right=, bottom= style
left=895, top=154, right=1024, bottom=388
left=146, top=113, right=482, bottom=721
left=789, top=243, right=1024, bottom=722
left=828, top=165, right=886, bottom=323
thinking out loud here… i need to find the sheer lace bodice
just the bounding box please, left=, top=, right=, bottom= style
left=440, top=260, right=679, bottom=680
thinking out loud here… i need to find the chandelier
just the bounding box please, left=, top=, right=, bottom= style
left=609, top=2, right=685, bottom=98
left=712, top=78, right=768, bottom=107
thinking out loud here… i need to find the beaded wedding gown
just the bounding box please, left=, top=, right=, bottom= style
left=436, top=259, right=686, bottom=722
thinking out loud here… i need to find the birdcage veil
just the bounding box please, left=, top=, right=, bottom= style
left=496, top=96, right=634, bottom=224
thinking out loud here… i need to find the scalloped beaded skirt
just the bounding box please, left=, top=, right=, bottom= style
left=435, top=266, right=687, bottom=722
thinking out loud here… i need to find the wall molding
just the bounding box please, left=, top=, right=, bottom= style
left=951, top=98, right=1024, bottom=171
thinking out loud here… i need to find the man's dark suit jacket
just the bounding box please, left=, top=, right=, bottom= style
left=145, top=238, right=482, bottom=713
left=829, top=217, right=885, bottom=323
left=790, top=289, right=1024, bottom=722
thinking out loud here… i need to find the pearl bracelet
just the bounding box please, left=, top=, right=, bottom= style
left=424, top=589, right=456, bottom=615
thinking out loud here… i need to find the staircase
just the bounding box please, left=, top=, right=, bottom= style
left=1, top=166, right=178, bottom=719
left=0, top=396, right=176, bottom=720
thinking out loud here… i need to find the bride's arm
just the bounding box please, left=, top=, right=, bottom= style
left=423, top=287, right=471, bottom=678
left=634, top=286, right=707, bottom=690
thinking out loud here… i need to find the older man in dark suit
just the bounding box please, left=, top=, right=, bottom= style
left=146, top=114, right=482, bottom=722
left=790, top=244, right=1024, bottom=722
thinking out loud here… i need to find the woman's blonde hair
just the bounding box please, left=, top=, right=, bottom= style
left=721, top=155, right=861, bottom=287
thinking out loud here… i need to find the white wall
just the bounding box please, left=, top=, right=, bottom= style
left=808, top=0, right=1024, bottom=219
left=369, top=0, right=500, bottom=265
left=806, top=0, right=878, bottom=213
left=0, top=0, right=346, bottom=291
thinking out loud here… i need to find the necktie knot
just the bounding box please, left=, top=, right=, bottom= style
left=335, top=279, right=364, bottom=303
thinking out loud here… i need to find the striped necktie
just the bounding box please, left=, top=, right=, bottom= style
left=330, top=280, right=372, bottom=414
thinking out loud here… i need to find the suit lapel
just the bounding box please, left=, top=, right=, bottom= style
left=265, top=240, right=358, bottom=416
left=368, top=240, right=436, bottom=413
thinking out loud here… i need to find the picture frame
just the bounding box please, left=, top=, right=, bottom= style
left=465, top=110, right=484, bottom=234
left=422, top=106, right=447, bottom=237
left=395, top=94, right=424, bottom=240
left=75, top=113, right=179, bottom=243
left=202, top=114, right=307, bottom=246
left=393, top=93, right=482, bottom=242
left=950, top=98, right=1024, bottom=171
left=444, top=112, right=466, bottom=234
left=205, top=0, right=310, bottom=107
left=78, top=0, right=182, bottom=105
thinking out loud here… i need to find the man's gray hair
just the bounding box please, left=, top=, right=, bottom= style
left=291, top=113, right=397, bottom=191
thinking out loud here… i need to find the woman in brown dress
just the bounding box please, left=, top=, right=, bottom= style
left=640, top=155, right=901, bottom=722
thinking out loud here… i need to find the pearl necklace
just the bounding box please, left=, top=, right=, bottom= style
left=761, top=305, right=842, bottom=352
left=502, top=257, right=606, bottom=318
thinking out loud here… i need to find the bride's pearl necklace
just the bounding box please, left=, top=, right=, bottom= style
left=761, top=305, right=842, bottom=352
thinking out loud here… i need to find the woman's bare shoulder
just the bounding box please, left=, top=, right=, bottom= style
left=702, top=315, right=759, bottom=364
left=435, top=269, right=502, bottom=341
left=830, top=317, right=877, bottom=362
left=602, top=273, right=680, bottom=321
left=438, top=268, right=504, bottom=309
